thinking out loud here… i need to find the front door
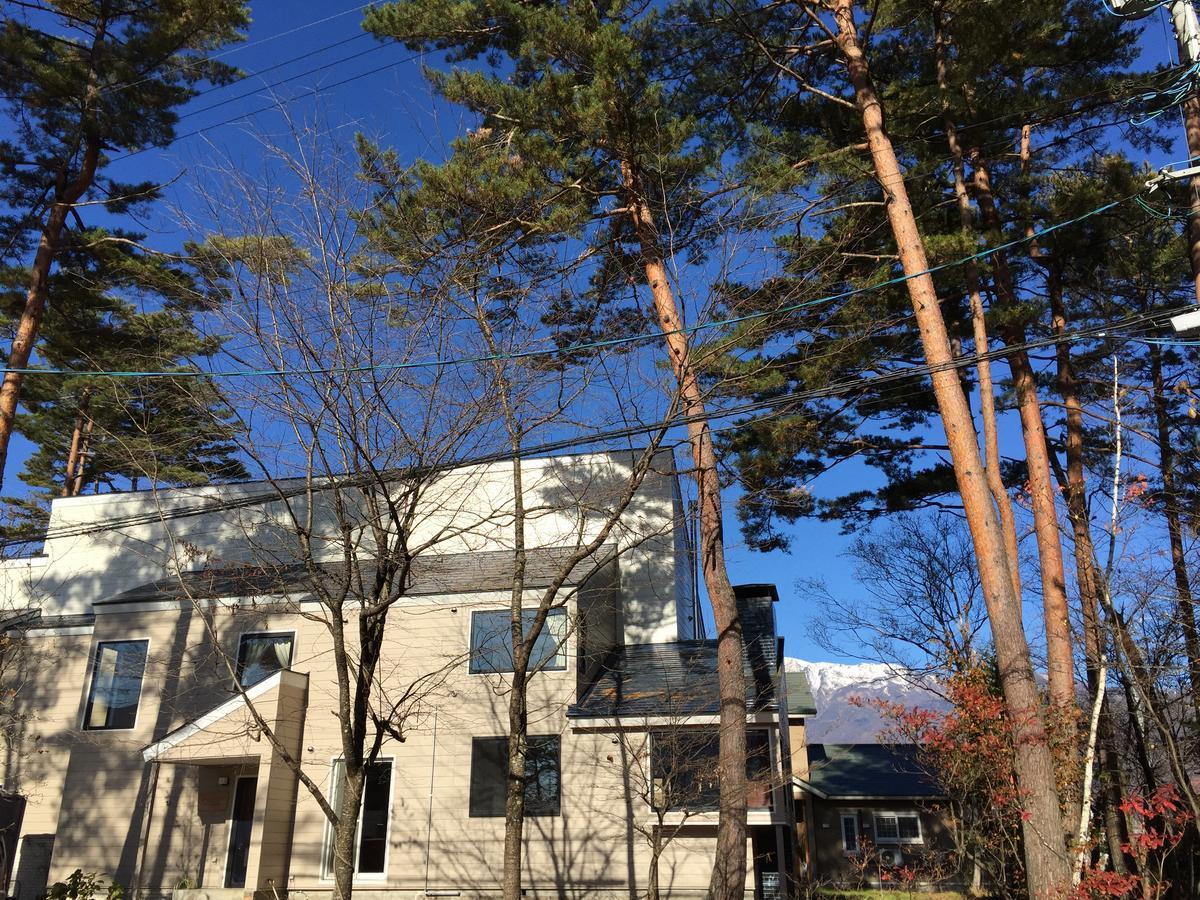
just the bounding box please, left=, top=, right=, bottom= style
left=224, top=777, right=257, bottom=888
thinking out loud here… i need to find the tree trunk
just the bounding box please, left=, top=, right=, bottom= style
left=969, top=155, right=1077, bottom=732
left=332, top=767, right=365, bottom=900
left=932, top=5, right=1021, bottom=601
left=1147, top=342, right=1200, bottom=732
left=0, top=128, right=102, bottom=492
left=619, top=160, right=748, bottom=900
left=63, top=387, right=94, bottom=497
left=828, top=3, right=1070, bottom=894
left=1046, top=270, right=1129, bottom=874
left=503, top=453, right=529, bottom=900
left=1182, top=95, right=1200, bottom=305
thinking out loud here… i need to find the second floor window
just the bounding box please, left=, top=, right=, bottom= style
left=650, top=728, right=773, bottom=812
left=84, top=639, right=149, bottom=730
left=236, top=632, right=294, bottom=687
left=469, top=609, right=566, bottom=674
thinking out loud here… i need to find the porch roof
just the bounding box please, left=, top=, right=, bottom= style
left=142, top=669, right=308, bottom=764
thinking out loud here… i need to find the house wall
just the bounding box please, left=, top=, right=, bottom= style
left=807, top=798, right=955, bottom=887
left=6, top=583, right=749, bottom=899
left=0, top=451, right=689, bottom=647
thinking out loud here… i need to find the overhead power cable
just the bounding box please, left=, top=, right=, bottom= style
left=0, top=193, right=1136, bottom=380
left=0, top=303, right=1180, bottom=554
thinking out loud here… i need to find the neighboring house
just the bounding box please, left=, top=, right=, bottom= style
left=794, top=743, right=954, bottom=886
left=0, top=450, right=813, bottom=900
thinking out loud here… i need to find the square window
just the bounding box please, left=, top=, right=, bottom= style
left=320, top=759, right=393, bottom=878
left=236, top=632, right=294, bottom=687
left=469, top=609, right=566, bottom=674
left=898, top=815, right=921, bottom=841
left=650, top=728, right=773, bottom=812
left=84, top=640, right=149, bottom=730
left=875, top=814, right=900, bottom=841
left=469, top=736, right=560, bottom=817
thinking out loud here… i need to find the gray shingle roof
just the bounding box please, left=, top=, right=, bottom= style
left=803, top=743, right=941, bottom=798
left=0, top=609, right=95, bottom=631
left=96, top=544, right=617, bottom=605
left=784, top=670, right=818, bottom=717
left=567, top=640, right=778, bottom=718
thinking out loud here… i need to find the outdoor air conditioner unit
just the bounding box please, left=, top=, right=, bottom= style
left=878, top=848, right=904, bottom=868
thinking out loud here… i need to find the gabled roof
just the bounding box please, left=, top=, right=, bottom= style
left=98, top=544, right=617, bottom=605
left=800, top=743, right=942, bottom=799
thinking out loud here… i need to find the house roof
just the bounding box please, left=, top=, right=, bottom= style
left=95, top=543, right=617, bottom=605
left=801, top=743, right=942, bottom=799
left=783, top=671, right=818, bottom=717
left=0, top=609, right=95, bottom=631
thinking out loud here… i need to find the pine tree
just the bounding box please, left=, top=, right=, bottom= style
left=360, top=3, right=750, bottom=899
left=0, top=0, right=249, bottom=489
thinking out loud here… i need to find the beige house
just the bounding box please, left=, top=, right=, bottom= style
left=0, top=451, right=811, bottom=900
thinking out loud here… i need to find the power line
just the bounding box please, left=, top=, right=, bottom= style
left=0, top=193, right=1138, bottom=380
left=0, top=303, right=1179, bottom=554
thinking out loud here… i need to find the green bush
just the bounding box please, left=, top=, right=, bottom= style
left=41, top=870, right=124, bottom=900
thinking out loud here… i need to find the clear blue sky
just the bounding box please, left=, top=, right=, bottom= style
left=5, top=1, right=1191, bottom=662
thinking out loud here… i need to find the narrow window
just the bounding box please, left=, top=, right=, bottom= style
left=320, top=759, right=393, bottom=879
left=469, top=736, right=561, bottom=817
left=841, top=812, right=859, bottom=854
left=236, top=632, right=294, bottom=687
left=469, top=609, right=566, bottom=674
left=84, top=640, right=149, bottom=730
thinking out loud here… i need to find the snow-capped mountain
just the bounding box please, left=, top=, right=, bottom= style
left=785, top=658, right=950, bottom=743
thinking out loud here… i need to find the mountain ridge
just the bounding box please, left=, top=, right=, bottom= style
left=785, top=658, right=950, bottom=743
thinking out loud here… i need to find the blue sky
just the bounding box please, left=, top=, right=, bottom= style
left=5, top=0, right=1192, bottom=662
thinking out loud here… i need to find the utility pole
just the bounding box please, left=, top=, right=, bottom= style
left=1110, top=0, right=1200, bottom=304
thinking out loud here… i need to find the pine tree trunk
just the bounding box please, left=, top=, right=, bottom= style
left=63, top=387, right=93, bottom=497
left=828, top=3, right=1070, bottom=894
left=932, top=5, right=1022, bottom=602
left=1182, top=95, right=1200, bottom=305
left=1147, top=342, right=1200, bottom=732
left=969, top=157, right=1077, bottom=729
left=1046, top=269, right=1129, bottom=874
left=619, top=160, right=748, bottom=900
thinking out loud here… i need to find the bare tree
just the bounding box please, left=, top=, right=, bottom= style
left=803, top=514, right=986, bottom=680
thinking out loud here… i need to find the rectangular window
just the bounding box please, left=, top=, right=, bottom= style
left=320, top=760, right=393, bottom=879
left=650, top=728, right=773, bottom=812
left=469, top=736, right=561, bottom=817
left=841, top=813, right=859, bottom=854
left=84, top=640, right=149, bottom=730
left=236, top=632, right=294, bottom=687
left=874, top=812, right=922, bottom=844
left=469, top=609, right=566, bottom=674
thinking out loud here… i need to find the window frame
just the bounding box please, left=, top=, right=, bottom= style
left=467, top=608, right=568, bottom=675
left=648, top=726, right=775, bottom=813
left=318, top=756, right=396, bottom=882
left=468, top=735, right=561, bottom=818
left=234, top=630, right=296, bottom=688
left=872, top=811, right=923, bottom=845
left=841, top=811, right=860, bottom=855
left=81, top=637, right=151, bottom=732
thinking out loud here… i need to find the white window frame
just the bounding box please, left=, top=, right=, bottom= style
left=81, top=637, right=151, bottom=731
left=221, top=774, right=258, bottom=889
left=840, top=811, right=860, bottom=855
left=319, top=756, right=395, bottom=883
left=467, top=607, right=568, bottom=675
left=873, top=810, right=923, bottom=845
left=234, top=630, right=296, bottom=687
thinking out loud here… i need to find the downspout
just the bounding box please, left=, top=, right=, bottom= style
left=130, top=761, right=160, bottom=900
left=773, top=638, right=799, bottom=889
